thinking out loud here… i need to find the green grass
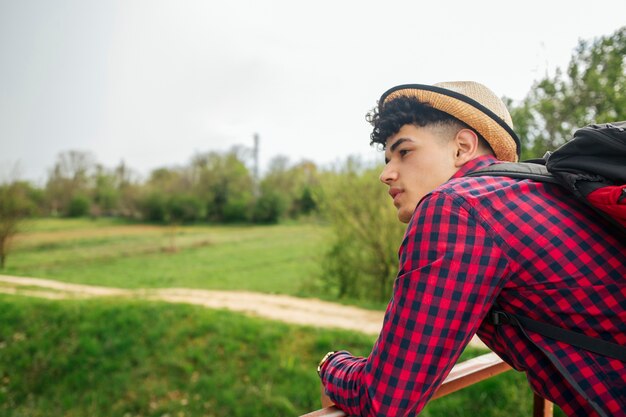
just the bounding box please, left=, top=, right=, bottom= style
left=19, top=217, right=130, bottom=233
left=0, top=295, right=555, bottom=417
left=0, top=294, right=374, bottom=417
left=6, top=218, right=330, bottom=297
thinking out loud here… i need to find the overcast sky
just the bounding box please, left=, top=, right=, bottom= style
left=1, top=0, right=624, bottom=184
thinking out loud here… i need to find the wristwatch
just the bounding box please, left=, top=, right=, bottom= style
left=317, top=351, right=336, bottom=376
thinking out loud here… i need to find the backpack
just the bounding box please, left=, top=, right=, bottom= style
left=469, top=121, right=626, bottom=233
left=466, top=121, right=626, bottom=417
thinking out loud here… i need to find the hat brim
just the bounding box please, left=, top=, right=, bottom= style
left=380, top=84, right=521, bottom=162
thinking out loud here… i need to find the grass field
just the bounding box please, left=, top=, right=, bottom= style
left=0, top=218, right=565, bottom=416
left=6, top=218, right=330, bottom=297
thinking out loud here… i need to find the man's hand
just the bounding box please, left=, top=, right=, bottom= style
left=320, top=382, right=335, bottom=408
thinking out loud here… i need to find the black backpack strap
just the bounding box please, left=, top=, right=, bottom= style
left=466, top=162, right=561, bottom=186
left=490, top=309, right=623, bottom=417
left=490, top=310, right=626, bottom=361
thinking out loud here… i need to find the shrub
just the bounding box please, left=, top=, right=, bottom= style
left=167, top=194, right=204, bottom=223
left=222, top=197, right=251, bottom=223
left=252, top=190, right=287, bottom=224
left=140, top=192, right=167, bottom=222
left=295, top=186, right=317, bottom=216
left=316, top=158, right=405, bottom=302
left=67, top=195, right=90, bottom=218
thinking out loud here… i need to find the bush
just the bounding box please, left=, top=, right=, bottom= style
left=167, top=194, right=204, bottom=223
left=316, top=158, right=405, bottom=302
left=0, top=182, right=33, bottom=268
left=67, top=195, right=90, bottom=218
left=222, top=197, right=251, bottom=223
left=320, top=236, right=362, bottom=298
left=252, top=190, right=287, bottom=224
left=140, top=192, right=167, bottom=222
left=295, top=186, right=317, bottom=216
left=93, top=187, right=119, bottom=215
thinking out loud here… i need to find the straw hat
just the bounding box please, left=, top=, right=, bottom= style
left=379, top=81, right=521, bottom=162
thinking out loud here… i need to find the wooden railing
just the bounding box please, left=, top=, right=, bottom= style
left=300, top=352, right=553, bottom=417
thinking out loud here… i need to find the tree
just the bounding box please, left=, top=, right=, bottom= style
left=259, top=156, right=320, bottom=220
left=0, top=182, right=33, bottom=268
left=45, top=151, right=96, bottom=216
left=316, top=157, right=405, bottom=302
left=140, top=191, right=168, bottom=223
left=167, top=194, right=204, bottom=223
left=67, top=194, right=90, bottom=217
left=510, top=27, right=626, bottom=159
left=114, top=161, right=141, bottom=218
left=252, top=187, right=287, bottom=223
left=140, top=167, right=184, bottom=222
left=91, top=164, right=120, bottom=216
left=191, top=148, right=255, bottom=223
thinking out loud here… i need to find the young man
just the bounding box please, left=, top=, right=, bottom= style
left=317, top=81, right=626, bottom=416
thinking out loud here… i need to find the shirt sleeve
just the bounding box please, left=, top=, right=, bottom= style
left=319, top=191, right=511, bottom=416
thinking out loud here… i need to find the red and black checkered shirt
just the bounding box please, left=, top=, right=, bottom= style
left=320, top=156, right=626, bottom=416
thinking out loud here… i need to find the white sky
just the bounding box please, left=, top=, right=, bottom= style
left=1, top=0, right=624, bottom=184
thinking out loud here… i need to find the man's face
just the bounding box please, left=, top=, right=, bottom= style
left=380, top=124, right=459, bottom=223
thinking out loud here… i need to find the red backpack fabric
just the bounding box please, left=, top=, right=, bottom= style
left=587, top=185, right=626, bottom=228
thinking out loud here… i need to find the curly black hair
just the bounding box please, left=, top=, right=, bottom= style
left=366, top=96, right=489, bottom=150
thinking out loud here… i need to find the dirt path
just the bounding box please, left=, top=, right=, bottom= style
left=0, top=274, right=486, bottom=347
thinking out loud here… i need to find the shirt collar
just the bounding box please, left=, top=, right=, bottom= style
left=450, top=155, right=499, bottom=180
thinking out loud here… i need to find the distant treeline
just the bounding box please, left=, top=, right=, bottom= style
left=5, top=147, right=322, bottom=224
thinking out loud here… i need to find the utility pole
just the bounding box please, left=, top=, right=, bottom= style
left=253, top=133, right=260, bottom=196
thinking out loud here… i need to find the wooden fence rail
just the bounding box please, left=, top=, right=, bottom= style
left=300, top=352, right=553, bottom=417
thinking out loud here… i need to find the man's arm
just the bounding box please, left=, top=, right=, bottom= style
left=321, top=382, right=334, bottom=408
left=319, top=191, right=510, bottom=416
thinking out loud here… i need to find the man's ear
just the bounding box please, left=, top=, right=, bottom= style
left=453, top=129, right=480, bottom=167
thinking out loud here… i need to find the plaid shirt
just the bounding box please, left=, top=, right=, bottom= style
left=320, top=156, right=626, bottom=416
